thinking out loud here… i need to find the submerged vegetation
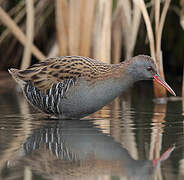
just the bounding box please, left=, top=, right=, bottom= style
left=0, top=0, right=183, bottom=97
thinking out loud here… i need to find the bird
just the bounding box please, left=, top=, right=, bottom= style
left=8, top=55, right=176, bottom=119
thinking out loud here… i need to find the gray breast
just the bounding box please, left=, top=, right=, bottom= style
left=58, top=78, right=132, bottom=118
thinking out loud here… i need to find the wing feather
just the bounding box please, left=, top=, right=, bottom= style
left=9, top=56, right=118, bottom=93
left=9, top=57, right=86, bottom=92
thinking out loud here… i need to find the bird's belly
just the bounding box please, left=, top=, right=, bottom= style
left=59, top=80, right=123, bottom=118
left=60, top=88, right=105, bottom=118
left=24, top=79, right=124, bottom=118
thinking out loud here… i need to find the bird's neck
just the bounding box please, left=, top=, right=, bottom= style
left=118, top=61, right=140, bottom=83
left=94, top=68, right=135, bottom=103
left=101, top=62, right=138, bottom=97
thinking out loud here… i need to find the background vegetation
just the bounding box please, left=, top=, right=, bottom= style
left=0, top=0, right=183, bottom=97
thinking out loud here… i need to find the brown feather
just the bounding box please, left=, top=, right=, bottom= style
left=9, top=56, right=124, bottom=92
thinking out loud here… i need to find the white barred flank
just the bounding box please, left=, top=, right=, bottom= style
left=24, top=78, right=77, bottom=115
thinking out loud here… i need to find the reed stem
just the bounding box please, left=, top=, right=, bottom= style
left=21, top=0, right=34, bottom=69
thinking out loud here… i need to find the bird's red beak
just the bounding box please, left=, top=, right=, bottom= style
left=153, top=74, right=176, bottom=96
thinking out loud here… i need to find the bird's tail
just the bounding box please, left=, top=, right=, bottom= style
left=8, top=68, right=26, bottom=88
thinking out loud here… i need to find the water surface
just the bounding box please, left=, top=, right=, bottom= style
left=0, top=76, right=183, bottom=180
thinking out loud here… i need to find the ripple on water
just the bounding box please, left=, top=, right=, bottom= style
left=0, top=85, right=183, bottom=179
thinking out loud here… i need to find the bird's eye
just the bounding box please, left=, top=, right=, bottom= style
left=147, top=66, right=152, bottom=71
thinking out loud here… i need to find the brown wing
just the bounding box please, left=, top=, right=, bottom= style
left=9, top=56, right=120, bottom=93
left=9, top=57, right=84, bottom=92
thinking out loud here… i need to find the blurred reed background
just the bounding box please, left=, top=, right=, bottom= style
left=0, top=0, right=183, bottom=97
left=0, top=2, right=183, bottom=179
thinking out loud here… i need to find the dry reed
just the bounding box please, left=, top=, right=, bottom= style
left=68, top=0, right=81, bottom=55
left=21, top=0, right=34, bottom=69
left=93, top=0, right=112, bottom=63
left=111, top=0, right=141, bottom=63
left=0, top=6, right=45, bottom=61
left=55, top=0, right=68, bottom=56
left=79, top=0, right=97, bottom=57
left=120, top=0, right=141, bottom=59
left=55, top=0, right=97, bottom=58
left=134, top=0, right=171, bottom=98
left=0, top=1, right=25, bottom=43
left=112, top=8, right=123, bottom=64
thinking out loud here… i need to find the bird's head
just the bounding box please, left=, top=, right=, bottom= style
left=126, top=55, right=176, bottom=96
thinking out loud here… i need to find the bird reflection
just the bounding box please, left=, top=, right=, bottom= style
left=20, top=119, right=166, bottom=180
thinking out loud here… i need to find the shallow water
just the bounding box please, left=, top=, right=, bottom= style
left=0, top=76, right=183, bottom=180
